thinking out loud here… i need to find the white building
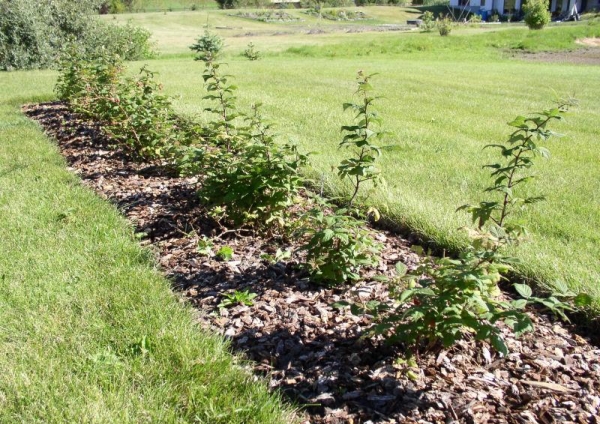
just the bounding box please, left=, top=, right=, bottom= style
left=449, top=0, right=599, bottom=15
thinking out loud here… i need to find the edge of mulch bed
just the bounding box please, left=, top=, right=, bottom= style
left=23, top=101, right=600, bottom=424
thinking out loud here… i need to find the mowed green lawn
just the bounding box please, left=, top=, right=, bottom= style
left=119, top=10, right=600, bottom=308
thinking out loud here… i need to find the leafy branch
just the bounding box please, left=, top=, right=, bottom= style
left=338, top=71, right=385, bottom=207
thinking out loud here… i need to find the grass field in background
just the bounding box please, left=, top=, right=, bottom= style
left=114, top=11, right=600, bottom=307
left=124, top=0, right=218, bottom=12
left=0, top=71, right=294, bottom=423
left=104, top=6, right=440, bottom=54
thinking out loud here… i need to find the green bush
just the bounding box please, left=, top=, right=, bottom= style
left=56, top=50, right=187, bottom=162
left=337, top=71, right=384, bottom=207
left=420, top=11, right=436, bottom=32
left=437, top=15, right=453, bottom=36
left=298, top=204, right=382, bottom=285
left=338, top=101, right=590, bottom=355
left=0, top=0, right=154, bottom=71
left=523, top=0, right=551, bottom=29
left=243, top=42, right=261, bottom=61
left=99, top=0, right=142, bottom=13
left=215, top=0, right=237, bottom=9
left=190, top=31, right=224, bottom=62
left=198, top=105, right=309, bottom=229
left=189, top=52, right=308, bottom=231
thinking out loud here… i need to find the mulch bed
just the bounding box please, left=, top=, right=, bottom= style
left=24, top=102, right=600, bottom=424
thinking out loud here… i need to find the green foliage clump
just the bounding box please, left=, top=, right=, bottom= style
left=219, top=289, right=257, bottom=308
left=56, top=49, right=188, bottom=162
left=523, top=0, right=551, bottom=29
left=188, top=49, right=309, bottom=232
left=468, top=13, right=482, bottom=26
left=459, top=103, right=572, bottom=232
left=104, top=67, right=188, bottom=161
left=231, top=11, right=300, bottom=22
left=215, top=0, right=237, bottom=8
left=437, top=15, right=453, bottom=36
left=0, top=0, right=154, bottom=71
left=420, top=11, right=436, bottom=32
left=305, top=8, right=368, bottom=21
left=55, top=47, right=124, bottom=114
left=190, top=31, right=224, bottom=62
left=298, top=204, right=382, bottom=285
left=391, top=241, right=530, bottom=355
left=243, top=42, right=261, bottom=61
left=295, top=70, right=385, bottom=286
left=302, top=0, right=354, bottom=7
left=198, top=104, right=309, bottom=229
left=386, top=101, right=588, bottom=355
left=336, top=100, right=591, bottom=354
left=99, top=0, right=143, bottom=13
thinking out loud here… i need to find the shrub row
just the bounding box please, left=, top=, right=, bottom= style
left=55, top=48, right=192, bottom=162
left=56, top=33, right=591, bottom=359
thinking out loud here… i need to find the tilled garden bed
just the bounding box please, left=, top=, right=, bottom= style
left=24, top=102, right=600, bottom=424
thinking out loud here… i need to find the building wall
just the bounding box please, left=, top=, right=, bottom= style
left=451, top=0, right=597, bottom=12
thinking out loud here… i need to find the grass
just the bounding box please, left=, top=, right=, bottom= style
left=118, top=0, right=218, bottom=12
left=0, top=71, right=295, bottom=422
left=115, top=11, right=600, bottom=309
left=102, top=6, right=429, bottom=55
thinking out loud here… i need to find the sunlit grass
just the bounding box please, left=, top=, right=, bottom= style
left=103, top=6, right=435, bottom=55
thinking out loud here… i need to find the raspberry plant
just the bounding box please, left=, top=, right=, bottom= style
left=459, top=104, right=574, bottom=234
left=420, top=11, right=436, bottom=32
left=191, top=47, right=309, bottom=231
left=103, top=66, right=184, bottom=161
left=202, top=60, right=242, bottom=153
left=388, top=101, right=584, bottom=355
left=198, top=104, right=309, bottom=230
left=338, top=71, right=385, bottom=207
left=298, top=199, right=382, bottom=286
left=339, top=101, right=589, bottom=356
left=56, top=49, right=188, bottom=163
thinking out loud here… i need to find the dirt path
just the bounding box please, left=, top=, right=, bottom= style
left=517, top=39, right=600, bottom=65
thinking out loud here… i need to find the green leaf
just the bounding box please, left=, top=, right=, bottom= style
left=513, top=315, right=534, bottom=337
left=511, top=299, right=528, bottom=310
left=321, top=229, right=335, bottom=242
left=395, top=262, right=407, bottom=277
left=508, top=116, right=528, bottom=128
left=514, top=283, right=532, bottom=299
left=399, top=289, right=416, bottom=303
left=410, top=245, right=424, bottom=255
left=372, top=275, right=389, bottom=282
left=489, top=334, right=508, bottom=356
left=216, top=246, right=234, bottom=261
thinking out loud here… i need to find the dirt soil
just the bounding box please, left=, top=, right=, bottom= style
left=516, top=39, right=600, bottom=65
left=24, top=102, right=600, bottom=424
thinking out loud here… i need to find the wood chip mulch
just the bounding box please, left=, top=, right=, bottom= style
left=24, top=102, right=600, bottom=424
